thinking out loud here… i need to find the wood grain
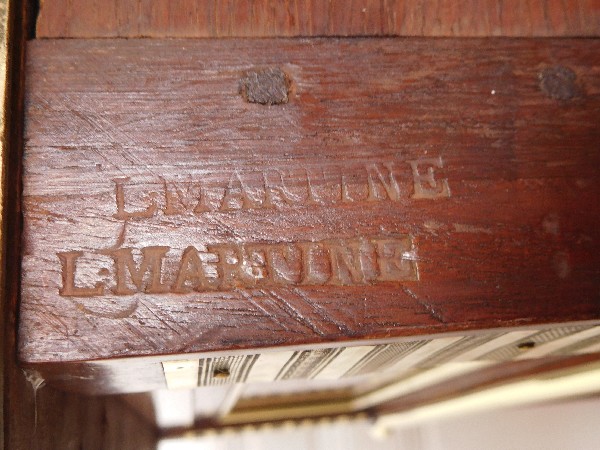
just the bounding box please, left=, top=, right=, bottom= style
left=36, top=0, right=600, bottom=38
left=2, top=1, right=158, bottom=447
left=20, top=38, right=600, bottom=385
left=7, top=383, right=158, bottom=449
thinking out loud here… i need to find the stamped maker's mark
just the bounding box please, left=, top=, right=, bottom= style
left=113, top=157, right=451, bottom=220
left=58, top=235, right=418, bottom=297
left=55, top=156, right=450, bottom=298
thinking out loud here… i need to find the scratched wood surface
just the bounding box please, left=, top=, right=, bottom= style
left=20, top=39, right=600, bottom=374
left=2, top=1, right=159, bottom=447
left=36, top=0, right=600, bottom=38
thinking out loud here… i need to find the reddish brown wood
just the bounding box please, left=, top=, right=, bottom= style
left=7, top=382, right=158, bottom=449
left=20, top=38, right=600, bottom=391
left=1, top=3, right=158, bottom=447
left=36, top=0, right=600, bottom=38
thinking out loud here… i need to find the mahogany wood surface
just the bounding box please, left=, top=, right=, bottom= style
left=2, top=2, right=157, bottom=448
left=6, top=0, right=598, bottom=443
left=36, top=0, right=600, bottom=38
left=20, top=38, right=600, bottom=373
left=7, top=383, right=158, bottom=450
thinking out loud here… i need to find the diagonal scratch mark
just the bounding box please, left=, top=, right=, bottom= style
left=291, top=287, right=349, bottom=333
left=139, top=299, right=181, bottom=336
left=39, top=310, right=71, bottom=338
left=238, top=290, right=291, bottom=332
left=30, top=95, right=130, bottom=179
left=65, top=95, right=162, bottom=182
left=66, top=109, right=133, bottom=175
left=89, top=114, right=149, bottom=160
left=209, top=215, right=244, bottom=240
left=123, top=319, right=161, bottom=348
left=401, top=286, right=445, bottom=324
left=262, top=289, right=327, bottom=337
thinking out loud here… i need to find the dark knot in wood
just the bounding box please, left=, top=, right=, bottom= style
left=539, top=66, right=577, bottom=101
left=239, top=67, right=291, bottom=105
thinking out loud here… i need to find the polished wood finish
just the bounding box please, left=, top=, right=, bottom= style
left=36, top=0, right=600, bottom=38
left=20, top=38, right=600, bottom=390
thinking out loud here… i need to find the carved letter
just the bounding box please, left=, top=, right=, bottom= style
left=172, top=246, right=213, bottom=293
left=373, top=237, right=417, bottom=281
left=306, top=168, right=322, bottom=204
left=113, top=178, right=158, bottom=220
left=366, top=163, right=402, bottom=201
left=263, top=170, right=307, bottom=208
left=340, top=172, right=354, bottom=202
left=240, top=244, right=271, bottom=285
left=161, top=179, right=213, bottom=215
left=162, top=179, right=183, bottom=215
left=207, top=245, right=242, bottom=289
left=192, top=185, right=213, bottom=213
left=58, top=251, right=104, bottom=297
left=298, top=242, right=331, bottom=284
left=327, top=240, right=366, bottom=285
left=409, top=157, right=451, bottom=199
left=109, top=246, right=170, bottom=295
left=265, top=244, right=302, bottom=284
left=220, top=172, right=258, bottom=210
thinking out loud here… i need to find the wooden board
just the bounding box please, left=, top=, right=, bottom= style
left=20, top=38, right=600, bottom=382
left=36, top=0, right=600, bottom=38
left=7, top=384, right=157, bottom=450
left=2, top=1, right=157, bottom=447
